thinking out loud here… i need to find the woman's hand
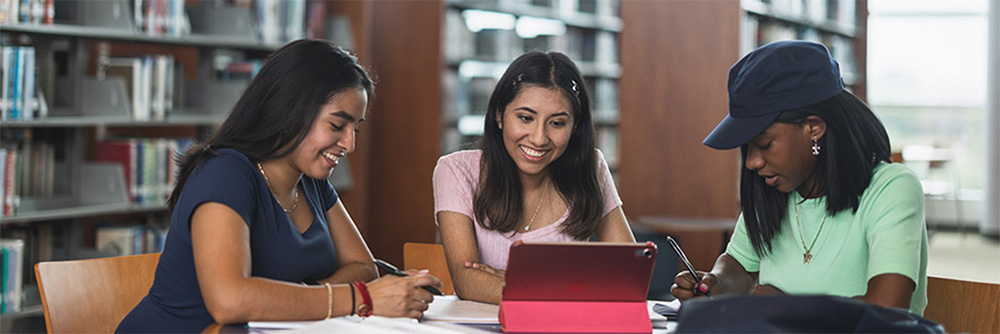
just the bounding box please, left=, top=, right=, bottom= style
left=671, top=270, right=716, bottom=301
left=465, top=262, right=506, bottom=279
left=366, top=270, right=442, bottom=319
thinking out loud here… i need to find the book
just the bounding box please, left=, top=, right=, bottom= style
left=95, top=225, right=139, bottom=256
left=0, top=238, right=24, bottom=314
left=1, top=47, right=11, bottom=119
left=4, top=149, right=18, bottom=216
left=95, top=139, right=138, bottom=203
left=106, top=57, right=144, bottom=121
left=9, top=45, right=21, bottom=119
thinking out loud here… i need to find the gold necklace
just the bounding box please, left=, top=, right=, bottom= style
left=256, top=162, right=298, bottom=213
left=794, top=201, right=827, bottom=264
left=524, top=181, right=550, bottom=232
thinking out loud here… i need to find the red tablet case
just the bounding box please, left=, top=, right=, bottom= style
left=499, top=241, right=657, bottom=333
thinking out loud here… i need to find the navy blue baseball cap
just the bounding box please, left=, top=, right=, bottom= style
left=703, top=40, right=844, bottom=150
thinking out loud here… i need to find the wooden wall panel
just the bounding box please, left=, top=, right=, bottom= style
left=619, top=1, right=742, bottom=219
left=367, top=0, right=444, bottom=264
left=853, top=0, right=868, bottom=102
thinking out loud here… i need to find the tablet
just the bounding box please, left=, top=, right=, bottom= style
left=502, top=241, right=657, bottom=302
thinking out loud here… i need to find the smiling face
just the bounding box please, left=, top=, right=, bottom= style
left=289, top=87, right=368, bottom=180
left=498, top=86, right=575, bottom=179
left=744, top=116, right=826, bottom=196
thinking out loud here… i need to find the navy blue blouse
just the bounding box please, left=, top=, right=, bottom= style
left=117, top=149, right=339, bottom=333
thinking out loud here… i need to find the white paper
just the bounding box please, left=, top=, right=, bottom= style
left=421, top=295, right=500, bottom=324
left=277, top=316, right=485, bottom=334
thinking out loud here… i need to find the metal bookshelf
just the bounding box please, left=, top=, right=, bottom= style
left=0, top=203, right=167, bottom=225
left=0, top=23, right=279, bottom=51
left=447, top=0, right=623, bottom=32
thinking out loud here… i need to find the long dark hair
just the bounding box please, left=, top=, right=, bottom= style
left=167, top=39, right=374, bottom=210
left=473, top=51, right=603, bottom=240
left=740, top=91, right=892, bottom=256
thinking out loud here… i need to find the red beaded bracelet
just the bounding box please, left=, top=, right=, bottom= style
left=352, top=281, right=373, bottom=318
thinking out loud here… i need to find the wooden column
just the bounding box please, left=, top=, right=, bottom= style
left=619, top=1, right=742, bottom=220
left=366, top=0, right=444, bottom=264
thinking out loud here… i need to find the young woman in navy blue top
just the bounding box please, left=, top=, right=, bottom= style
left=117, top=40, right=441, bottom=333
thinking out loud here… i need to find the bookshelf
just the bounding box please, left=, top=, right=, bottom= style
left=0, top=1, right=354, bottom=330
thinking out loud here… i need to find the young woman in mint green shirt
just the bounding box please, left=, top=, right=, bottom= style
left=671, top=41, right=928, bottom=315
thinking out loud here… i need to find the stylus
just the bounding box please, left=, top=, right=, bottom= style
left=666, top=236, right=713, bottom=298
left=374, top=259, right=444, bottom=295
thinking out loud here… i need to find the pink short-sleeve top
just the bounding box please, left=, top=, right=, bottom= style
left=432, top=149, right=623, bottom=269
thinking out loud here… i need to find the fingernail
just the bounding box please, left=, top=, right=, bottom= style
left=418, top=269, right=429, bottom=275
left=464, top=262, right=471, bottom=267
left=699, top=284, right=708, bottom=293
left=472, top=263, right=479, bottom=268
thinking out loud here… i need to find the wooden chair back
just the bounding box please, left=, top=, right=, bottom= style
left=34, top=253, right=160, bottom=333
left=923, top=276, right=1000, bottom=334
left=403, top=242, right=455, bottom=295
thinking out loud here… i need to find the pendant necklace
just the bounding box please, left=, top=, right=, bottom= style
left=794, top=201, right=827, bottom=264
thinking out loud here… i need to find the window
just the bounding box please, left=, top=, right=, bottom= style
left=868, top=0, right=989, bottom=193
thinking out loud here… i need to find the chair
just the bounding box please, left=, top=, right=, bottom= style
left=902, top=144, right=965, bottom=236
left=402, top=243, right=455, bottom=295
left=34, top=253, right=160, bottom=334
left=923, top=276, right=1000, bottom=334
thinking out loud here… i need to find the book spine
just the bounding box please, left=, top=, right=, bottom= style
left=20, top=46, right=34, bottom=120
left=9, top=47, right=21, bottom=120
left=1, top=47, right=11, bottom=120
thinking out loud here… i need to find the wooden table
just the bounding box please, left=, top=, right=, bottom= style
left=631, top=216, right=737, bottom=273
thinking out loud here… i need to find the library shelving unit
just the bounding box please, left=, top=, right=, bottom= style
left=441, top=0, right=623, bottom=172
left=0, top=1, right=351, bottom=330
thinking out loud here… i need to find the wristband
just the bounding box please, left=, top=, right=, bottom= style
left=350, top=283, right=356, bottom=316
left=352, top=281, right=373, bottom=317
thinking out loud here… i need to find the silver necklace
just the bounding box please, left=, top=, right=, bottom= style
left=524, top=181, right=550, bottom=232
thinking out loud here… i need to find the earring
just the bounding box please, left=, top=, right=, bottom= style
left=811, top=138, right=821, bottom=156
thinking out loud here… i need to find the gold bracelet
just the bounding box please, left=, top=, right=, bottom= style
left=324, top=283, right=333, bottom=320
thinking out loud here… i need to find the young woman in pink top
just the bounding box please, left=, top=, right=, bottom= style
left=433, top=51, right=636, bottom=304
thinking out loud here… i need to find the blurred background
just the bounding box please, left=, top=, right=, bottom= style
left=0, top=0, right=996, bottom=331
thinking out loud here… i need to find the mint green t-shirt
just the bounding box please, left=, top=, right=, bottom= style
left=726, top=163, right=928, bottom=315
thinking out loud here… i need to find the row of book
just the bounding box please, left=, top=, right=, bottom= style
left=95, top=224, right=167, bottom=257
left=101, top=54, right=177, bottom=121
left=0, top=238, right=24, bottom=314
left=134, top=0, right=190, bottom=37
left=444, top=8, right=618, bottom=65
left=743, top=15, right=858, bottom=84
left=744, top=0, right=857, bottom=28
left=1, top=46, right=47, bottom=122
left=0, top=141, right=56, bottom=217
left=441, top=68, right=619, bottom=120
left=0, top=0, right=52, bottom=24
left=137, top=0, right=317, bottom=44
left=95, top=137, right=193, bottom=206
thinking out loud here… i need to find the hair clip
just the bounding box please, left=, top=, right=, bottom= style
left=513, top=73, right=524, bottom=86
left=570, top=80, right=578, bottom=95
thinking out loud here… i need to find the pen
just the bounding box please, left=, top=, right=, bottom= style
left=666, top=236, right=712, bottom=298
left=373, top=259, right=444, bottom=296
